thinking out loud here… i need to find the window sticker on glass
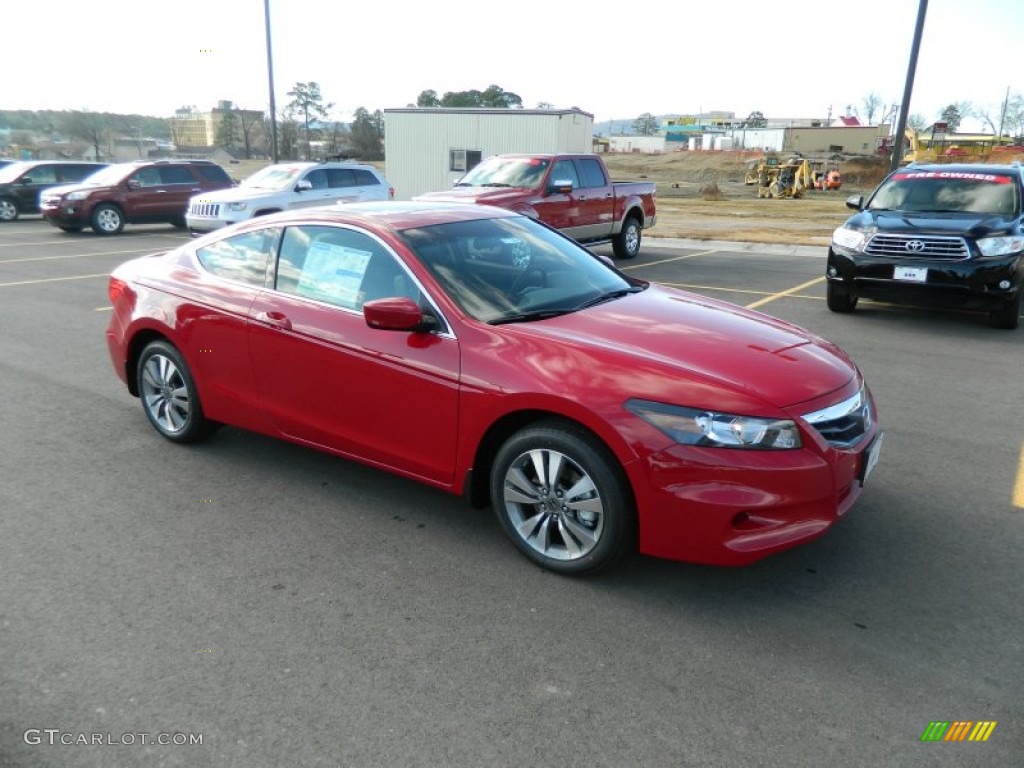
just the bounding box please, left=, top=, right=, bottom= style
left=297, top=241, right=373, bottom=307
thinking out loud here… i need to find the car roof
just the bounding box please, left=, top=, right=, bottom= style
left=900, top=162, right=1023, bottom=176
left=249, top=201, right=518, bottom=232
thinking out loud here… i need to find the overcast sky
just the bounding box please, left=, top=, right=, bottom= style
left=7, top=0, right=1022, bottom=130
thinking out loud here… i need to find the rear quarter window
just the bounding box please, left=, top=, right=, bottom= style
left=196, top=164, right=231, bottom=183
left=160, top=166, right=195, bottom=185
left=196, top=228, right=278, bottom=286
left=353, top=169, right=381, bottom=186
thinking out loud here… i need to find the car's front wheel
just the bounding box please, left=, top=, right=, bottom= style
left=490, top=421, right=634, bottom=575
left=826, top=281, right=858, bottom=313
left=0, top=197, right=19, bottom=222
left=91, top=203, right=125, bottom=235
left=612, top=215, right=642, bottom=259
left=137, top=341, right=215, bottom=443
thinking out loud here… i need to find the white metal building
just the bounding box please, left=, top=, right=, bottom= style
left=383, top=108, right=594, bottom=200
left=608, top=135, right=666, bottom=154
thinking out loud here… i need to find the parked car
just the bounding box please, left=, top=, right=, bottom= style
left=0, top=160, right=106, bottom=222
left=413, top=153, right=656, bottom=258
left=185, top=161, right=394, bottom=235
left=827, top=163, right=1024, bottom=329
left=40, top=159, right=233, bottom=234
left=106, top=202, right=881, bottom=575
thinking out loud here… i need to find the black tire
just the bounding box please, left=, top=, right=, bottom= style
left=826, top=281, right=858, bottom=313
left=989, top=290, right=1021, bottom=330
left=58, top=225, right=83, bottom=233
left=490, top=420, right=635, bottom=575
left=170, top=215, right=187, bottom=229
left=136, top=341, right=216, bottom=443
left=91, top=203, right=125, bottom=235
left=0, top=197, right=19, bottom=222
left=612, top=215, right=642, bottom=259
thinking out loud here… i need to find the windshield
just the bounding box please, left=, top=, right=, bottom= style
left=398, top=214, right=639, bottom=324
left=75, top=165, right=134, bottom=186
left=868, top=170, right=1019, bottom=216
left=241, top=165, right=305, bottom=190
left=0, top=163, right=29, bottom=183
left=457, top=157, right=551, bottom=189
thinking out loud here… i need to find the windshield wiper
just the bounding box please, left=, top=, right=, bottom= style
left=480, top=182, right=513, bottom=187
left=490, top=309, right=574, bottom=325
left=573, top=287, right=644, bottom=310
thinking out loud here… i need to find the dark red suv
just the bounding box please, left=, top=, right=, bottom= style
left=40, top=160, right=233, bottom=235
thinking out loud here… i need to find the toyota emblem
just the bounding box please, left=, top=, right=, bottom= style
left=905, top=240, right=926, bottom=252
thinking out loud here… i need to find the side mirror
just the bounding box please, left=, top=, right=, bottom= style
left=548, top=178, right=574, bottom=194
left=363, top=297, right=438, bottom=333
left=295, top=179, right=313, bottom=192
left=845, top=194, right=864, bottom=211
left=126, top=179, right=141, bottom=190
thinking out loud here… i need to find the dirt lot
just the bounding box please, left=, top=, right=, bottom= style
left=601, top=151, right=893, bottom=247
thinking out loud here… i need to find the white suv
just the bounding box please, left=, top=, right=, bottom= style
left=186, top=161, right=393, bottom=234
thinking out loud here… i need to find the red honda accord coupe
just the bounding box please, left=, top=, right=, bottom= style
left=106, top=202, right=882, bottom=574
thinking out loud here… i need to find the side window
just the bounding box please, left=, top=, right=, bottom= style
left=275, top=225, right=418, bottom=310
left=353, top=169, right=381, bottom=186
left=327, top=168, right=356, bottom=188
left=196, top=164, right=230, bottom=183
left=550, top=160, right=581, bottom=189
left=160, top=166, right=196, bottom=185
left=196, top=228, right=277, bottom=286
left=23, top=166, right=57, bottom=184
left=58, top=165, right=93, bottom=183
left=577, top=158, right=608, bottom=189
left=132, top=167, right=162, bottom=187
left=303, top=169, right=328, bottom=190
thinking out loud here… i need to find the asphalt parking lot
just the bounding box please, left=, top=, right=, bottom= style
left=1, top=218, right=1021, bottom=767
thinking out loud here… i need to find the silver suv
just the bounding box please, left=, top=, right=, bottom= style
left=186, top=161, right=393, bottom=234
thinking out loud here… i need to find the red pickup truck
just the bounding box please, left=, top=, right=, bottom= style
left=414, top=153, right=656, bottom=259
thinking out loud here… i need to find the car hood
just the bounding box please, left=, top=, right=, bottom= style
left=193, top=186, right=283, bottom=203
left=413, top=187, right=532, bottom=206
left=40, top=183, right=85, bottom=198
left=848, top=209, right=1018, bottom=237
left=501, top=285, right=857, bottom=412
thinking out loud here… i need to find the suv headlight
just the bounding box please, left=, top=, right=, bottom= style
left=832, top=225, right=867, bottom=251
left=977, top=235, right=1024, bottom=257
left=626, top=400, right=802, bottom=450
left=227, top=202, right=248, bottom=212
left=66, top=190, right=91, bottom=201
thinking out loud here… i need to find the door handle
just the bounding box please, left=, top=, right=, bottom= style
left=577, top=195, right=587, bottom=201
left=605, top=193, right=613, bottom=198
left=256, top=310, right=292, bottom=331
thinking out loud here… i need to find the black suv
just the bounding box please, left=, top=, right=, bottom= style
left=40, top=159, right=233, bottom=235
left=0, top=160, right=107, bottom=222
left=827, top=163, right=1024, bottom=329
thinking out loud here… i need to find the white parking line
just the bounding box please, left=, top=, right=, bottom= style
left=0, top=233, right=190, bottom=248
left=0, top=247, right=160, bottom=264
left=0, top=273, right=108, bottom=288
left=620, top=249, right=719, bottom=270
left=1014, top=443, right=1024, bottom=509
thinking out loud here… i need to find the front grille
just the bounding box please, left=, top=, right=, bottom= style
left=802, top=388, right=872, bottom=449
left=189, top=202, right=220, bottom=217
left=864, top=233, right=969, bottom=260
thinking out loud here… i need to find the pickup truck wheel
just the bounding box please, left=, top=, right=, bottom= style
left=91, top=204, right=125, bottom=235
left=612, top=216, right=642, bottom=259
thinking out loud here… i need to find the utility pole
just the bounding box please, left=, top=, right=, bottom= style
left=264, top=0, right=279, bottom=163
left=890, top=0, right=929, bottom=171
left=997, top=85, right=1010, bottom=143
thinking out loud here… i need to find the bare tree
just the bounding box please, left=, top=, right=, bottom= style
left=861, top=92, right=883, bottom=125
left=632, top=113, right=659, bottom=136
left=236, top=109, right=262, bottom=159
left=61, top=110, right=110, bottom=160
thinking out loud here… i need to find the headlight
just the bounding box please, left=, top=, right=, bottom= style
left=831, top=225, right=867, bottom=251
left=626, top=400, right=802, bottom=450
left=66, top=190, right=90, bottom=201
left=977, top=235, right=1024, bottom=257
left=227, top=202, right=248, bottom=211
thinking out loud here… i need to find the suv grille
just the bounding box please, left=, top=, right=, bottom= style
left=864, top=233, right=969, bottom=260
left=189, top=202, right=220, bottom=217
left=802, top=388, right=872, bottom=449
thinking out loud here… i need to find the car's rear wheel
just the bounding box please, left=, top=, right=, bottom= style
left=91, top=204, right=125, bottom=235
left=490, top=421, right=634, bottom=575
left=612, top=215, right=642, bottom=259
left=989, top=289, right=1021, bottom=330
left=0, top=198, right=19, bottom=222
left=826, top=281, right=858, bottom=313
left=137, top=341, right=215, bottom=443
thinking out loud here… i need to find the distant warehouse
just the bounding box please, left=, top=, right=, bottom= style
left=383, top=107, right=594, bottom=200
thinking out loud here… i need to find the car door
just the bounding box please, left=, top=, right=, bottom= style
left=574, top=157, right=616, bottom=239
left=532, top=158, right=581, bottom=233
left=123, top=166, right=167, bottom=217
left=247, top=223, right=460, bottom=484
left=15, top=164, right=57, bottom=213
left=290, top=169, right=334, bottom=209
left=326, top=168, right=362, bottom=204
left=157, top=165, right=202, bottom=216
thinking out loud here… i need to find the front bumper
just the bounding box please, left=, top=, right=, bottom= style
left=828, top=245, right=1023, bottom=311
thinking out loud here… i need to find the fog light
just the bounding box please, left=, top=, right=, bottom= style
left=827, top=266, right=838, bottom=278
left=998, top=280, right=1011, bottom=290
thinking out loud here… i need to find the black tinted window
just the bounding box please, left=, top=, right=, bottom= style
left=327, top=169, right=356, bottom=188
left=304, top=170, right=328, bottom=190
left=196, top=228, right=277, bottom=286
left=577, top=158, right=607, bottom=188
left=160, top=166, right=196, bottom=185
left=22, top=166, right=57, bottom=184
left=353, top=169, right=381, bottom=186
left=58, top=165, right=102, bottom=182
left=196, top=164, right=230, bottom=182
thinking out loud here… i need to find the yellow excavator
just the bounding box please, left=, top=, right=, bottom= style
left=747, top=155, right=817, bottom=199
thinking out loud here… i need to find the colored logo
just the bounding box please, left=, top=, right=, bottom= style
left=920, top=721, right=997, bottom=742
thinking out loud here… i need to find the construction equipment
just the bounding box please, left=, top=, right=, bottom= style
left=750, top=156, right=816, bottom=199
left=811, top=160, right=842, bottom=191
